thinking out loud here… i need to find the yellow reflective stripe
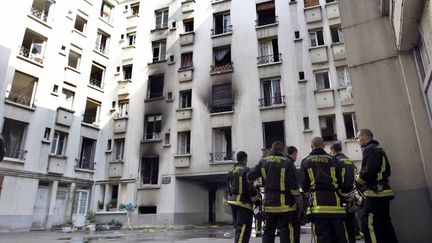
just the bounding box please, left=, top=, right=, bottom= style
left=335, top=192, right=340, bottom=207
left=251, top=195, right=260, bottom=202
left=236, top=176, right=242, bottom=202
left=341, top=168, right=346, bottom=184
left=364, top=189, right=394, bottom=197
left=290, top=189, right=300, bottom=196
left=330, top=167, right=338, bottom=189
left=377, top=156, right=386, bottom=181
left=280, top=168, right=286, bottom=206
left=306, top=206, right=346, bottom=214
left=227, top=201, right=253, bottom=210
left=261, top=168, right=267, bottom=180
left=312, top=192, right=317, bottom=207
left=289, top=223, right=294, bottom=243
left=238, top=224, right=246, bottom=243
left=307, top=168, right=315, bottom=189
left=368, top=213, right=377, bottom=243
left=263, top=205, right=297, bottom=213
left=356, top=175, right=366, bottom=185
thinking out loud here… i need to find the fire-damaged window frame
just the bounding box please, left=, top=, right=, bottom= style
left=141, top=156, right=159, bottom=185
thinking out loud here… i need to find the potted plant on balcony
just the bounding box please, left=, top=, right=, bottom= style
left=97, top=200, right=104, bottom=211
left=62, top=220, right=74, bottom=233
left=119, top=203, right=125, bottom=211
left=107, top=199, right=117, bottom=211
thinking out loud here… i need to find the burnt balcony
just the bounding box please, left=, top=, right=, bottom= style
left=257, top=53, right=282, bottom=65
left=210, top=103, right=233, bottom=113
left=210, top=151, right=235, bottom=162
left=89, top=78, right=103, bottom=89
left=256, top=16, right=278, bottom=27
left=5, top=149, right=27, bottom=161
left=210, top=62, right=233, bottom=75
left=211, top=25, right=233, bottom=36
left=259, top=95, right=285, bottom=108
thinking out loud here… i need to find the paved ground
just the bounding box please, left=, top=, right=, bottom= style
left=0, top=225, right=364, bottom=243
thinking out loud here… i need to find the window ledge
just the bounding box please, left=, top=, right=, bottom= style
left=87, top=84, right=104, bottom=93
left=259, top=104, right=286, bottom=110
left=4, top=100, right=36, bottom=111
left=151, top=27, right=169, bottom=32
left=27, top=14, right=52, bottom=29
left=178, top=67, right=194, bottom=72
left=57, top=106, right=75, bottom=113
left=165, top=98, right=174, bottom=103
left=309, top=45, right=327, bottom=51
left=174, top=154, right=191, bottom=158
left=16, top=55, right=44, bottom=68
left=177, top=107, right=192, bottom=111
left=72, top=29, right=87, bottom=38
left=93, top=49, right=109, bottom=59
left=298, top=79, right=307, bottom=83
left=96, top=211, right=127, bottom=215
left=314, top=88, right=334, bottom=93
left=122, top=45, right=136, bottom=50
left=84, top=0, right=93, bottom=5
left=113, top=116, right=128, bottom=121
left=337, top=86, right=350, bottom=90
left=75, top=168, right=95, bottom=173
left=126, top=14, right=139, bottom=19
left=211, top=0, right=231, bottom=5
left=138, top=185, right=161, bottom=190
left=255, top=22, right=278, bottom=30
left=98, top=16, right=114, bottom=28
left=294, top=38, right=303, bottom=42
left=51, top=92, right=58, bottom=97
left=163, top=143, right=171, bottom=147
left=304, top=5, right=321, bottom=11
left=257, top=61, right=282, bottom=68
left=141, top=139, right=162, bottom=144
left=145, top=96, right=165, bottom=102
left=303, top=129, right=313, bottom=133
left=148, top=59, right=167, bottom=65
left=110, top=159, right=125, bottom=163
left=81, top=122, right=100, bottom=130
left=49, top=154, right=68, bottom=159
left=105, top=150, right=112, bottom=154
left=210, top=160, right=235, bottom=165
left=211, top=32, right=232, bottom=38
left=42, top=139, right=51, bottom=145
left=289, top=1, right=297, bottom=5
left=325, top=1, right=338, bottom=7
left=210, top=111, right=234, bottom=116
left=65, top=66, right=81, bottom=74
left=331, top=42, right=345, bottom=47
left=3, top=157, right=26, bottom=164
left=179, top=31, right=195, bottom=37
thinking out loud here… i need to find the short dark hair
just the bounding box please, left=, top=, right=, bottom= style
left=330, top=143, right=342, bottom=152
left=286, top=146, right=298, bottom=155
left=237, top=151, right=247, bottom=163
left=311, top=137, right=325, bottom=149
left=358, top=128, right=374, bottom=139
left=271, top=141, right=285, bottom=153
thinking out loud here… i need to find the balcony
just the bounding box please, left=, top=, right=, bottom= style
left=210, top=62, right=233, bottom=75
left=338, top=86, right=354, bottom=106
left=256, top=16, right=278, bottom=27
left=89, top=78, right=103, bottom=89
left=5, top=149, right=27, bottom=161
left=174, top=154, right=191, bottom=168
left=117, top=79, right=131, bottom=96
left=326, top=1, right=340, bottom=19
left=309, top=46, right=328, bottom=64
left=29, top=6, right=48, bottom=23
left=331, top=42, right=346, bottom=60
left=176, top=108, right=192, bottom=120
left=114, top=116, right=128, bottom=134
left=94, top=43, right=109, bottom=56
left=48, top=155, right=67, bottom=174
left=314, top=89, right=335, bottom=109
left=18, top=45, right=44, bottom=66
left=210, top=104, right=233, bottom=113
left=180, top=32, right=194, bottom=46
left=182, top=0, right=195, bottom=13
left=304, top=5, right=322, bottom=23
left=210, top=151, right=235, bottom=162
left=108, top=162, right=123, bottom=178
left=56, top=107, right=74, bottom=127
left=76, top=160, right=95, bottom=171
left=211, top=25, right=233, bottom=36
left=259, top=95, right=285, bottom=108
left=257, top=54, right=282, bottom=66
left=178, top=68, right=193, bottom=82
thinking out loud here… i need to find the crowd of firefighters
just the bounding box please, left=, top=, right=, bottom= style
left=227, top=128, right=398, bottom=243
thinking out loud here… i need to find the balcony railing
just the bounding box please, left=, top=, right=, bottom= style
left=259, top=95, right=285, bottom=107
left=210, top=151, right=235, bottom=162
left=76, top=160, right=95, bottom=170
left=6, top=92, right=35, bottom=107
left=257, top=53, right=282, bottom=65
left=145, top=133, right=161, bottom=140
left=210, top=104, right=233, bottom=113
left=210, top=62, right=233, bottom=73
left=112, top=153, right=124, bottom=161
left=5, top=149, right=27, bottom=160
left=30, top=7, right=48, bottom=22
left=94, top=43, right=109, bottom=55
left=100, top=12, right=114, bottom=24
left=89, top=79, right=103, bottom=89
left=19, top=46, right=44, bottom=64
left=256, top=15, right=278, bottom=26
left=211, top=25, right=233, bottom=35
left=147, top=92, right=163, bottom=99
left=155, top=23, right=168, bottom=30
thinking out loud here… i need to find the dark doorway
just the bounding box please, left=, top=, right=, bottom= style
left=208, top=188, right=217, bottom=223
left=263, top=121, right=285, bottom=149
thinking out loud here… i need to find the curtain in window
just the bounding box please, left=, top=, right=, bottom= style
left=215, top=48, right=229, bottom=62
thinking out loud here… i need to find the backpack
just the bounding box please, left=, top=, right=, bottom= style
left=0, top=135, right=5, bottom=161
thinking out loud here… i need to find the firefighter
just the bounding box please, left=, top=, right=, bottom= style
left=330, top=142, right=361, bottom=243
left=286, top=146, right=302, bottom=243
left=301, top=137, right=348, bottom=243
left=227, top=151, right=261, bottom=243
left=248, top=141, right=301, bottom=243
left=355, top=129, right=398, bottom=243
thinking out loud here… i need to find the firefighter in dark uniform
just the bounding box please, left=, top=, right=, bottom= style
left=301, top=137, right=348, bottom=243
left=331, top=142, right=360, bottom=243
left=355, top=129, right=398, bottom=243
left=248, top=141, right=301, bottom=243
left=227, top=151, right=261, bottom=243
left=286, top=146, right=302, bottom=243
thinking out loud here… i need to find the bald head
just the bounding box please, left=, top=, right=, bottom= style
left=311, top=137, right=325, bottom=149
left=358, top=128, right=373, bottom=139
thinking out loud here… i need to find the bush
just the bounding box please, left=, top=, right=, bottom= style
left=86, top=210, right=96, bottom=223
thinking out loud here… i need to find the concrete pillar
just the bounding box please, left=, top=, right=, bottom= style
left=117, top=183, right=123, bottom=209
left=103, top=184, right=110, bottom=211
left=64, top=182, right=76, bottom=220
left=46, top=180, right=58, bottom=228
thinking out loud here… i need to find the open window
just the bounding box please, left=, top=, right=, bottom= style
left=258, top=37, right=280, bottom=64
left=256, top=1, right=276, bottom=26
left=260, top=78, right=283, bottom=107
left=145, top=114, right=162, bottom=140
left=126, top=32, right=136, bottom=46
left=177, top=131, right=191, bottom=154
left=152, top=40, right=166, bottom=62
left=118, top=99, right=128, bottom=118
left=155, top=8, right=168, bottom=29
left=89, top=62, right=105, bottom=88
left=330, top=26, right=344, bottom=43
left=68, top=50, right=81, bottom=70
left=337, top=67, right=350, bottom=87
left=147, top=74, right=164, bottom=99
left=180, top=52, right=193, bottom=69
left=263, top=121, right=285, bottom=149
left=113, top=138, right=125, bottom=160
left=100, top=1, right=114, bottom=23
left=2, top=118, right=28, bottom=160
left=30, top=0, right=53, bottom=22
left=319, top=115, right=337, bottom=141
left=6, top=71, right=38, bottom=107
left=213, top=12, right=231, bottom=35
left=309, top=29, right=324, bottom=47
left=51, top=130, right=68, bottom=156
left=315, top=71, right=331, bottom=90
left=123, top=64, right=133, bottom=80
left=343, top=113, right=358, bottom=139
left=183, top=18, right=194, bottom=33
left=19, top=28, right=47, bottom=64
left=74, top=15, right=87, bottom=33
left=211, top=127, right=233, bottom=162
left=212, top=46, right=232, bottom=72
left=304, top=0, right=319, bottom=8
left=179, top=90, right=192, bottom=109
left=141, top=156, right=159, bottom=185
left=60, top=89, right=74, bottom=110
left=211, top=83, right=233, bottom=113
left=95, top=30, right=110, bottom=55
left=78, top=137, right=96, bottom=170
left=83, top=98, right=101, bottom=125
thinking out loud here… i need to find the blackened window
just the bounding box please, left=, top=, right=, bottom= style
left=141, top=157, right=159, bottom=185
left=147, top=75, right=164, bottom=99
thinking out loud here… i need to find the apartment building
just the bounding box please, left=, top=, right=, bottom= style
left=0, top=0, right=359, bottom=229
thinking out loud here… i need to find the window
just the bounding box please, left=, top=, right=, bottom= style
left=330, top=26, right=344, bottom=43
left=52, top=85, right=58, bottom=94
left=2, top=118, right=28, bottom=160
left=123, top=65, right=133, bottom=79
left=145, top=114, right=162, bottom=140
left=304, top=0, right=319, bottom=8
left=6, top=71, right=38, bottom=107
left=213, top=12, right=231, bottom=35
left=315, top=71, right=331, bottom=90
left=263, top=121, right=285, bottom=149
left=139, top=206, right=157, bottom=214
left=74, top=15, right=87, bottom=33
left=78, top=137, right=96, bottom=170
left=164, top=133, right=170, bottom=145
left=60, top=89, right=74, bottom=110
left=303, top=117, right=310, bottom=130
left=256, top=1, right=276, bottom=26
left=100, top=1, right=114, bottom=23
left=295, top=31, right=300, bottom=39
left=107, top=139, right=112, bottom=151
left=337, top=67, right=350, bottom=87
left=126, top=32, right=136, bottom=46
left=0, top=176, right=4, bottom=196
left=213, top=46, right=232, bottom=68
left=19, top=28, right=47, bottom=64
left=68, top=50, right=81, bottom=70
left=95, top=30, right=110, bottom=55
left=152, top=40, right=166, bottom=62
left=118, top=99, right=128, bottom=117
left=30, top=0, right=53, bottom=22
left=309, top=29, right=324, bottom=47
left=326, top=0, right=336, bottom=3
left=89, top=62, right=105, bottom=88
left=344, top=113, right=358, bottom=139
left=299, top=71, right=305, bottom=80
left=177, top=131, right=191, bottom=154
left=44, top=127, right=51, bottom=140
left=51, top=131, right=67, bottom=156
left=179, top=90, right=192, bottom=109
left=167, top=92, right=173, bottom=100
left=83, top=98, right=101, bottom=125
left=211, top=84, right=233, bottom=113
left=211, top=127, right=233, bottom=162
left=183, top=18, right=194, bottom=32
left=141, top=157, right=159, bottom=185
left=319, top=115, right=337, bottom=141
left=258, top=38, right=280, bottom=64
left=147, top=75, right=164, bottom=99
left=180, top=52, right=193, bottom=69
left=131, top=2, right=140, bottom=15
left=113, top=138, right=125, bottom=160
left=155, top=9, right=168, bottom=29
left=261, top=78, right=282, bottom=107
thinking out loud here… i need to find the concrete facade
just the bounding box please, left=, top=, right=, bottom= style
left=0, top=0, right=358, bottom=230
left=338, top=0, right=432, bottom=242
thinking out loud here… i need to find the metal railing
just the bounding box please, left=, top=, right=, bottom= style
left=210, top=151, right=235, bottom=162
left=5, top=149, right=27, bottom=160
left=30, top=7, right=48, bottom=22
left=257, top=53, right=282, bottom=65
left=94, top=43, right=109, bottom=55
left=113, top=153, right=124, bottom=161
left=259, top=95, right=285, bottom=107
left=210, top=104, right=233, bottom=113
left=210, top=62, right=233, bottom=73
left=89, top=78, right=103, bottom=89
left=155, top=23, right=168, bottom=30
left=6, top=92, right=35, bottom=107
left=145, top=132, right=161, bottom=140
left=256, top=15, right=278, bottom=26
left=147, top=92, right=163, bottom=99
left=19, top=46, right=44, bottom=64
left=76, top=160, right=95, bottom=170
left=211, top=25, right=232, bottom=35
left=100, top=12, right=114, bottom=24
